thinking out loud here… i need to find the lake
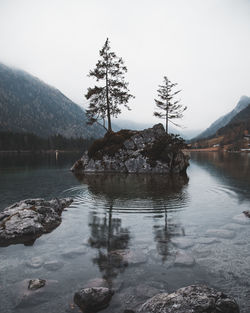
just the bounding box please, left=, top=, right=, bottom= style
left=0, top=152, right=250, bottom=313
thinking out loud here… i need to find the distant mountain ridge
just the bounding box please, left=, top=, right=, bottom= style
left=190, top=98, right=250, bottom=150
left=193, top=96, right=250, bottom=141
left=0, top=63, right=104, bottom=139
left=217, top=102, right=250, bottom=138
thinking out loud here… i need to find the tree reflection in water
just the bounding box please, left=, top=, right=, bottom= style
left=87, top=201, right=130, bottom=287
left=75, top=174, right=189, bottom=283
left=153, top=204, right=185, bottom=262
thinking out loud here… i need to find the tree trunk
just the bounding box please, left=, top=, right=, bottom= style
left=166, top=104, right=168, bottom=134
left=105, top=60, right=112, bottom=132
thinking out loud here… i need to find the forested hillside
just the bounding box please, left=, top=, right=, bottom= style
left=0, top=63, right=104, bottom=139
left=192, top=96, right=250, bottom=141
left=191, top=101, right=250, bottom=151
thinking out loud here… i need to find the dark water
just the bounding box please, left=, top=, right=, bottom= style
left=0, top=152, right=250, bottom=313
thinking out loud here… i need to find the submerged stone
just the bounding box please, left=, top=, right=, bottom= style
left=195, top=237, right=220, bottom=245
left=61, top=247, right=87, bottom=259
left=233, top=213, right=250, bottom=224
left=138, top=285, right=239, bottom=313
left=174, top=251, right=195, bottom=267
left=221, top=223, right=245, bottom=230
left=14, top=279, right=58, bottom=308
left=171, top=237, right=194, bottom=249
left=43, top=260, right=64, bottom=271
left=85, top=278, right=109, bottom=288
left=136, top=284, right=160, bottom=299
left=109, top=249, right=147, bottom=266
left=26, top=256, right=44, bottom=269
left=206, top=229, right=236, bottom=239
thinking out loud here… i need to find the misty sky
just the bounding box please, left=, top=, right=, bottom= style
left=0, top=0, right=250, bottom=131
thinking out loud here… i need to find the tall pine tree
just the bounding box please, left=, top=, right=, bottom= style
left=154, top=76, right=187, bottom=134
left=85, top=38, right=134, bottom=132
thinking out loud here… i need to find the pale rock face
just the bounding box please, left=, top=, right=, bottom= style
left=0, top=198, right=73, bottom=246
left=71, top=124, right=189, bottom=174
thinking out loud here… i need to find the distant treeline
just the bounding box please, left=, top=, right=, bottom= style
left=0, top=131, right=94, bottom=152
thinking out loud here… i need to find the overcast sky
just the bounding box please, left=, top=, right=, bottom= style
left=0, top=0, right=250, bottom=131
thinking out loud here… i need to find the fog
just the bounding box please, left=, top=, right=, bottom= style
left=0, top=0, right=250, bottom=131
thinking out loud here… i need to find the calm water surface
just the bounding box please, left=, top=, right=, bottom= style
left=0, top=152, right=250, bottom=313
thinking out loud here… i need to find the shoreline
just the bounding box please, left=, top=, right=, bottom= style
left=188, top=148, right=250, bottom=153
left=187, top=147, right=221, bottom=152
left=0, top=150, right=82, bottom=154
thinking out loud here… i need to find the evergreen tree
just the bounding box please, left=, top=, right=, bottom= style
left=85, top=38, right=134, bottom=132
left=153, top=76, right=187, bottom=134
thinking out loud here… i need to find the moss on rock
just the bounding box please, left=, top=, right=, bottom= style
left=88, top=129, right=136, bottom=160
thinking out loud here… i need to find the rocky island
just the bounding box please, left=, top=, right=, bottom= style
left=71, top=124, right=189, bottom=174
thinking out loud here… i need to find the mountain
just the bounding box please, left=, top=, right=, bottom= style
left=190, top=101, right=250, bottom=151
left=216, top=103, right=250, bottom=147
left=192, top=96, right=250, bottom=141
left=229, top=102, right=250, bottom=124
left=0, top=63, right=104, bottom=139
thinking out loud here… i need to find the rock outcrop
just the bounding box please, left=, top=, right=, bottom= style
left=0, top=198, right=73, bottom=246
left=138, top=285, right=239, bottom=313
left=71, top=124, right=189, bottom=174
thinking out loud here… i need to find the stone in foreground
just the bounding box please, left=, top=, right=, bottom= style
left=243, top=210, right=250, bottom=218
left=28, top=279, right=46, bottom=290
left=138, top=285, right=239, bottom=313
left=74, top=287, right=114, bottom=313
left=0, top=198, right=73, bottom=246
left=71, top=124, right=189, bottom=174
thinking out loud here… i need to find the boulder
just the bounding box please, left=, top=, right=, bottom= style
left=138, top=285, right=239, bottom=313
left=0, top=198, right=73, bottom=247
left=28, top=279, right=46, bottom=290
left=71, top=124, right=189, bottom=174
left=74, top=287, right=114, bottom=312
left=243, top=211, right=250, bottom=219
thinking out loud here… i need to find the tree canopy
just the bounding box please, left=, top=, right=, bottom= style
left=154, top=76, right=187, bottom=133
left=85, top=38, right=134, bottom=132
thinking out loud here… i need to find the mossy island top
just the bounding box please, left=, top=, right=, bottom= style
left=71, top=124, right=189, bottom=174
